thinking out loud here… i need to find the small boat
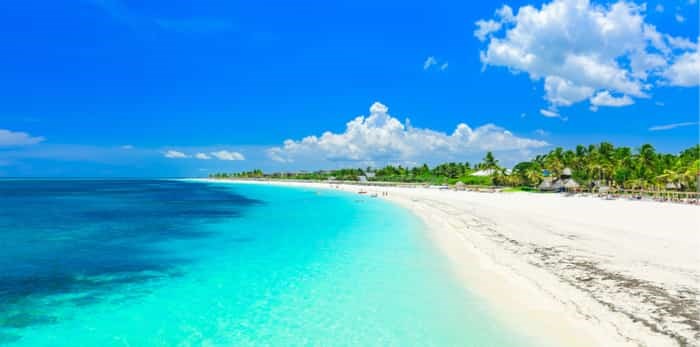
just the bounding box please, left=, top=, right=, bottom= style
left=370, top=193, right=378, bottom=198
left=358, top=190, right=367, bottom=194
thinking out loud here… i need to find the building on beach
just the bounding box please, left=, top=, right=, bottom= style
left=540, top=167, right=579, bottom=192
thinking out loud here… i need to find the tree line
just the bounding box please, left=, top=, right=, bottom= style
left=209, top=143, right=700, bottom=191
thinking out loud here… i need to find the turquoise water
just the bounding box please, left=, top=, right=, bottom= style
left=0, top=180, right=533, bottom=346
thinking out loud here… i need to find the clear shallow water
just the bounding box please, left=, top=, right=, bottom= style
left=0, top=180, right=533, bottom=346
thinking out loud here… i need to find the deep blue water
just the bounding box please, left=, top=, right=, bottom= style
left=0, top=179, right=535, bottom=346
left=0, top=181, right=259, bottom=335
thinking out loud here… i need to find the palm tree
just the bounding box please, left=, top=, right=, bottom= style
left=637, top=144, right=657, bottom=180
left=656, top=169, right=682, bottom=190
left=624, top=178, right=645, bottom=190
left=481, top=151, right=500, bottom=171
left=682, top=160, right=700, bottom=191
left=525, top=167, right=543, bottom=187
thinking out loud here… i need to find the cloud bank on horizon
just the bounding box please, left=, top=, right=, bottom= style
left=475, top=0, right=699, bottom=113
left=0, top=129, right=45, bottom=147
left=164, top=149, right=245, bottom=161
left=267, top=102, right=548, bottom=166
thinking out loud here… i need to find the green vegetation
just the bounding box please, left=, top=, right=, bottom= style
left=508, top=143, right=699, bottom=191
left=210, top=143, right=700, bottom=191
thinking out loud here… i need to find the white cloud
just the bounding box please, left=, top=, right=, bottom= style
left=666, top=35, right=697, bottom=50
left=544, top=76, right=594, bottom=107
left=655, top=4, right=664, bottom=12
left=496, top=5, right=515, bottom=22
left=474, top=5, right=514, bottom=41
left=534, top=129, right=550, bottom=136
left=474, top=19, right=502, bottom=41
left=267, top=102, right=548, bottom=165
left=539, top=109, right=561, bottom=118
left=589, top=91, right=634, bottom=110
left=476, top=0, right=699, bottom=112
left=423, top=56, right=437, bottom=70
left=210, top=150, right=245, bottom=161
left=649, top=121, right=698, bottom=131
left=164, top=150, right=188, bottom=158
left=163, top=149, right=244, bottom=160
left=675, top=14, right=685, bottom=23
left=424, top=56, right=449, bottom=72
left=663, top=51, right=700, bottom=86
left=0, top=129, right=45, bottom=147
left=121, top=144, right=134, bottom=150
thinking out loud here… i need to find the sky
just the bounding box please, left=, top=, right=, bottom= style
left=0, top=0, right=698, bottom=177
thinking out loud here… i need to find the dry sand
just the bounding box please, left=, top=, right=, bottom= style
left=200, top=179, right=700, bottom=347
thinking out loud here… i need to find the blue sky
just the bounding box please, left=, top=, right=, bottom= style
left=0, top=0, right=698, bottom=177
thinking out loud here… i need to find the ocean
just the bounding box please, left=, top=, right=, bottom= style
left=0, top=179, right=532, bottom=346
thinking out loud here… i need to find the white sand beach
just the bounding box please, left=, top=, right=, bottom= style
left=203, top=179, right=700, bottom=347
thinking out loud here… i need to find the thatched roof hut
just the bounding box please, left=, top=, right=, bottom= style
left=539, top=177, right=554, bottom=191
left=543, top=176, right=579, bottom=192
left=562, top=178, right=580, bottom=189
left=665, top=182, right=680, bottom=190
left=551, top=179, right=563, bottom=190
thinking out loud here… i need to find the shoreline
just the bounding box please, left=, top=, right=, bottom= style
left=194, top=178, right=700, bottom=347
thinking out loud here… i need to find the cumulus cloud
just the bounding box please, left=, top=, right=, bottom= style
left=164, top=150, right=188, bottom=158
left=474, top=5, right=514, bottom=41
left=474, top=19, right=502, bottom=42
left=440, top=62, right=449, bottom=71
left=666, top=36, right=697, bottom=51
left=195, top=152, right=211, bottom=160
left=675, top=14, right=685, bottom=23
left=589, top=91, right=634, bottom=110
left=267, top=102, right=548, bottom=165
left=544, top=76, right=594, bottom=107
left=476, top=0, right=699, bottom=111
left=210, top=150, right=245, bottom=161
left=121, top=144, right=134, bottom=149
left=648, top=121, right=698, bottom=131
left=663, top=51, right=700, bottom=86
left=0, top=129, right=45, bottom=147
